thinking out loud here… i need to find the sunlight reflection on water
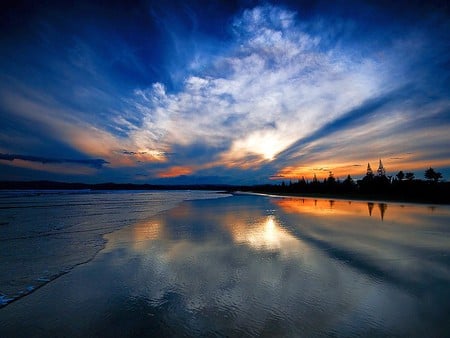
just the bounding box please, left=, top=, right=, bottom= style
left=1, top=194, right=449, bottom=337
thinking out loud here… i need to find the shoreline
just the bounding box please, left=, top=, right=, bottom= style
left=1, top=180, right=448, bottom=205
left=0, top=190, right=230, bottom=310
left=234, top=190, right=447, bottom=206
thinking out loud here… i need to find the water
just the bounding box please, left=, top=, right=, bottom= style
left=0, top=193, right=449, bottom=337
left=0, top=190, right=229, bottom=306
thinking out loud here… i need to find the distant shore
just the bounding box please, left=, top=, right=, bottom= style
left=1, top=180, right=449, bottom=205
left=0, top=180, right=232, bottom=191
left=236, top=190, right=450, bottom=205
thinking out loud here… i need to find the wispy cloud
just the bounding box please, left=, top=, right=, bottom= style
left=0, top=153, right=108, bottom=169
left=0, top=3, right=449, bottom=182
left=127, top=5, right=384, bottom=172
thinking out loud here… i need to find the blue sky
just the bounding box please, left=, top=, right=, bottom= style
left=1, top=0, right=449, bottom=184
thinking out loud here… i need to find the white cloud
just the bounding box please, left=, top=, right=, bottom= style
left=127, top=5, right=385, bottom=169
left=5, top=4, right=442, bottom=179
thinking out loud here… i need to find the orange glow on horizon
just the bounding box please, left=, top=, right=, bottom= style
left=274, top=164, right=366, bottom=181
left=157, top=165, right=193, bottom=178
left=274, top=157, right=450, bottom=181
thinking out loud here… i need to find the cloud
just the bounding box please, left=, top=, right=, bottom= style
left=0, top=159, right=98, bottom=176
left=1, top=3, right=449, bottom=182
left=0, top=85, right=169, bottom=167
left=271, top=108, right=450, bottom=180
left=156, top=166, right=193, bottom=178
left=0, top=153, right=109, bottom=169
left=126, top=5, right=385, bottom=173
left=120, top=150, right=147, bottom=156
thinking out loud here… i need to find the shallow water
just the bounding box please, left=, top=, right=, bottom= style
left=1, top=193, right=449, bottom=337
left=0, top=190, right=228, bottom=306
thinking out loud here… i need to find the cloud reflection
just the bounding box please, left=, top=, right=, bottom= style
left=225, top=214, right=307, bottom=257
left=96, top=195, right=450, bottom=336
left=4, top=195, right=449, bottom=336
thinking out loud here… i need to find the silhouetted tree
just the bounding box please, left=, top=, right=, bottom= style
left=326, top=171, right=336, bottom=184
left=377, top=159, right=386, bottom=177
left=424, top=167, right=442, bottom=182
left=235, top=161, right=449, bottom=203
left=405, top=172, right=415, bottom=180
left=325, top=171, right=336, bottom=192
left=343, top=174, right=354, bottom=185
left=360, top=163, right=375, bottom=192
left=396, top=170, right=405, bottom=181
left=365, top=163, right=374, bottom=179
left=342, top=174, right=356, bottom=193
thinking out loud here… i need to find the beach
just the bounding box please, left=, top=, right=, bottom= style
left=1, top=191, right=450, bottom=337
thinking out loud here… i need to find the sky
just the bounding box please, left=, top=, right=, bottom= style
left=1, top=0, right=449, bottom=185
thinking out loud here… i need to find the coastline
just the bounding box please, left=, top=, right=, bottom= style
left=1, top=180, right=449, bottom=205
left=0, top=190, right=230, bottom=309
left=234, top=190, right=447, bottom=206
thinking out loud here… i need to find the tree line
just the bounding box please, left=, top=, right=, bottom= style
left=1, top=167, right=448, bottom=204
left=240, top=167, right=449, bottom=204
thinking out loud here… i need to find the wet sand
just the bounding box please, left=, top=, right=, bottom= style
left=1, top=194, right=449, bottom=337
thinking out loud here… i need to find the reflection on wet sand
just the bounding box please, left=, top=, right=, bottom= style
left=368, top=202, right=374, bottom=216
left=105, top=197, right=450, bottom=297
left=107, top=195, right=450, bottom=337
left=367, top=202, right=387, bottom=220
left=101, top=197, right=411, bottom=336
left=272, top=197, right=450, bottom=293
left=106, top=203, right=308, bottom=259
left=378, top=203, right=387, bottom=220
left=102, top=219, right=166, bottom=253
left=225, top=215, right=308, bottom=257
left=277, top=197, right=370, bottom=218
left=274, top=197, right=450, bottom=225
left=2, top=195, right=448, bottom=337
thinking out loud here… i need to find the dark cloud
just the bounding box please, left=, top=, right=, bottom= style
left=118, top=150, right=175, bottom=157
left=120, top=150, right=147, bottom=156
left=269, top=174, right=285, bottom=179
left=0, top=153, right=109, bottom=169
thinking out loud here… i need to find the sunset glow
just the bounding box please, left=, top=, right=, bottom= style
left=1, top=2, right=449, bottom=184
left=157, top=166, right=194, bottom=178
